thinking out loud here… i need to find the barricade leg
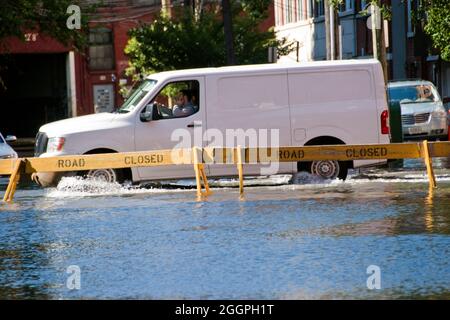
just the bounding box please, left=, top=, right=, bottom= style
left=235, top=146, right=244, bottom=195
left=3, top=159, right=24, bottom=203
left=422, top=140, right=437, bottom=189
left=192, top=147, right=211, bottom=198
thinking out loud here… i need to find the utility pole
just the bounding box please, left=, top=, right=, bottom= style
left=324, top=0, right=331, bottom=60
left=222, top=0, right=235, bottom=65
left=161, top=0, right=172, bottom=18
left=370, top=1, right=388, bottom=83
left=325, top=1, right=339, bottom=60
left=371, top=3, right=378, bottom=60
left=334, top=9, right=340, bottom=60
left=330, top=3, right=335, bottom=60
left=380, top=19, right=388, bottom=83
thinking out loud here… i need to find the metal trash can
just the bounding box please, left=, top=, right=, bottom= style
left=388, top=101, right=404, bottom=168
left=389, top=101, right=403, bottom=143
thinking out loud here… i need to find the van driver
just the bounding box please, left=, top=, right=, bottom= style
left=173, top=89, right=196, bottom=117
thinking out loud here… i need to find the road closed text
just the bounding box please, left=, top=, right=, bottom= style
left=57, top=158, right=85, bottom=168
left=346, top=147, right=388, bottom=159
left=124, top=154, right=164, bottom=166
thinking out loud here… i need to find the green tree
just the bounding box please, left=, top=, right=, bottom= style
left=125, top=12, right=225, bottom=80
left=0, top=0, right=93, bottom=51
left=124, top=1, right=294, bottom=80
left=422, top=0, right=450, bottom=61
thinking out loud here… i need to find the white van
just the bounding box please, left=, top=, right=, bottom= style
left=32, top=59, right=390, bottom=187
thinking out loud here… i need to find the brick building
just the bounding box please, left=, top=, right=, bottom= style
left=0, top=0, right=160, bottom=139
left=0, top=0, right=276, bottom=140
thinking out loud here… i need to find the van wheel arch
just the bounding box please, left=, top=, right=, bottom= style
left=81, top=148, right=132, bottom=183
left=297, top=136, right=352, bottom=180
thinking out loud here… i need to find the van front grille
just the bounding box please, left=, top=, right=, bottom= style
left=401, top=113, right=430, bottom=125
left=34, top=132, right=48, bottom=157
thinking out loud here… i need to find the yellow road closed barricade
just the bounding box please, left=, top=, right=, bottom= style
left=1, top=141, right=450, bottom=202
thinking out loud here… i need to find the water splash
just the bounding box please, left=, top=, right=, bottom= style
left=45, top=176, right=186, bottom=198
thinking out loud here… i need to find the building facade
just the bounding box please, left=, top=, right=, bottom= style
left=0, top=0, right=161, bottom=138
left=0, top=0, right=276, bottom=140
left=275, top=0, right=450, bottom=99
left=275, top=0, right=361, bottom=63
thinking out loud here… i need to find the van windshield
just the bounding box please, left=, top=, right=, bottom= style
left=117, top=79, right=157, bottom=113
left=388, top=84, right=439, bottom=104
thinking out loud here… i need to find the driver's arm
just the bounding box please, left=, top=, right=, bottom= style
left=157, top=104, right=173, bottom=117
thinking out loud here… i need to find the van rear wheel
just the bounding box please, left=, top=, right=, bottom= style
left=299, top=160, right=348, bottom=181
left=83, top=168, right=124, bottom=184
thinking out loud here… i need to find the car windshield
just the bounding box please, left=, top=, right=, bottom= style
left=0, top=134, right=4, bottom=144
left=117, top=79, right=157, bottom=113
left=388, top=84, right=439, bottom=104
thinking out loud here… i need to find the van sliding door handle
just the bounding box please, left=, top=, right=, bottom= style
left=187, top=123, right=202, bottom=128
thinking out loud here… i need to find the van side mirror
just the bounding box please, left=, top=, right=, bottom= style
left=140, top=103, right=157, bottom=122
left=5, top=135, right=17, bottom=143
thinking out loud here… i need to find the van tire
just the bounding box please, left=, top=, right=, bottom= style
left=297, top=137, right=350, bottom=181
left=79, top=149, right=131, bottom=184
left=299, top=160, right=348, bottom=180
left=83, top=168, right=125, bottom=184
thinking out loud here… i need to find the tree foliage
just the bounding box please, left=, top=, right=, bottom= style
left=0, top=0, right=92, bottom=51
left=124, top=1, right=294, bottom=79
left=125, top=12, right=225, bottom=79
left=422, top=0, right=450, bottom=61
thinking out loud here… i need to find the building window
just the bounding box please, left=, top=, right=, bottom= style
left=360, top=0, right=367, bottom=11
left=314, top=0, right=325, bottom=17
left=297, top=0, right=304, bottom=21
left=308, top=0, right=314, bottom=18
left=130, top=0, right=161, bottom=5
left=89, top=0, right=162, bottom=6
left=407, top=0, right=415, bottom=37
left=275, top=1, right=281, bottom=25
left=88, top=28, right=115, bottom=71
left=275, top=0, right=286, bottom=26
left=339, top=0, right=353, bottom=12
left=285, top=0, right=293, bottom=24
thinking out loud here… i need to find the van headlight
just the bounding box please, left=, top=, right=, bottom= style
left=432, top=107, right=447, bottom=118
left=0, top=154, right=17, bottom=159
left=47, top=137, right=66, bottom=153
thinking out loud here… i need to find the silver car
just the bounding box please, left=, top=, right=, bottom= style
left=0, top=132, right=18, bottom=159
left=387, top=80, right=448, bottom=140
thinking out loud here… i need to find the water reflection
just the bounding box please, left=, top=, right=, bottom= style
left=0, top=163, right=450, bottom=299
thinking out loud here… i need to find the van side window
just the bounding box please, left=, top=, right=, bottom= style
left=146, top=80, right=199, bottom=120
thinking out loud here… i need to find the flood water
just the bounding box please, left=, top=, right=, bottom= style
left=1, top=159, right=450, bottom=299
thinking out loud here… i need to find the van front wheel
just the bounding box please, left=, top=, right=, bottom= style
left=300, top=160, right=348, bottom=181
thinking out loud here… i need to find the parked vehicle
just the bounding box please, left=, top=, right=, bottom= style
left=0, top=132, right=18, bottom=160
left=32, top=60, right=390, bottom=187
left=445, top=101, right=450, bottom=141
left=445, top=100, right=450, bottom=123
left=387, top=80, right=448, bottom=141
